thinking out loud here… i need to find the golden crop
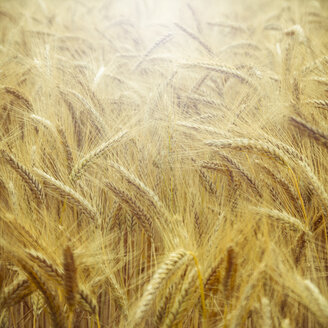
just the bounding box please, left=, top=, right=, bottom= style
left=0, top=0, right=327, bottom=327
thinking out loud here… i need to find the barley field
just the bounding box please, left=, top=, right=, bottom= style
left=0, top=0, right=328, bottom=327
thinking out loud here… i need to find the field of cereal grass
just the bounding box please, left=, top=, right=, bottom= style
left=0, top=0, right=328, bottom=327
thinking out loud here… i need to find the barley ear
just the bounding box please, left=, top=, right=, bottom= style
left=63, top=246, right=78, bottom=312
left=131, top=250, right=190, bottom=327
left=0, top=278, right=34, bottom=309
left=1, top=151, right=44, bottom=204
left=20, top=261, right=67, bottom=328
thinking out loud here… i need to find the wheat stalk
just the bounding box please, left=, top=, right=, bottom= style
left=161, top=268, right=198, bottom=328
left=220, top=154, right=262, bottom=197
left=198, top=167, right=217, bottom=195
left=252, top=207, right=309, bottom=233
left=256, top=162, right=299, bottom=208
left=222, top=246, right=238, bottom=298
left=70, top=130, right=127, bottom=182
left=19, top=260, right=67, bottom=328
left=290, top=116, right=328, bottom=148
left=206, top=138, right=289, bottom=165
left=186, top=94, right=228, bottom=110
left=63, top=246, right=77, bottom=311
left=78, top=287, right=98, bottom=315
left=294, top=277, right=328, bottom=325
left=204, top=256, right=224, bottom=293
left=57, top=126, right=73, bottom=174
left=108, top=161, right=169, bottom=222
left=31, top=290, right=45, bottom=317
left=175, top=23, right=213, bottom=55
left=230, top=269, right=263, bottom=328
left=176, top=121, right=230, bottom=137
left=0, top=278, right=34, bottom=309
left=207, top=21, right=247, bottom=33
left=63, top=88, right=107, bottom=136
left=302, top=55, right=328, bottom=75
left=0, top=85, right=33, bottom=111
left=1, top=151, right=44, bottom=204
left=206, top=138, right=328, bottom=206
left=26, top=250, right=63, bottom=285
left=154, top=284, right=176, bottom=327
left=306, top=99, right=328, bottom=110
left=106, top=181, right=155, bottom=240
left=34, top=169, right=100, bottom=224
left=105, top=275, right=128, bottom=321
left=134, top=33, right=173, bottom=70
left=132, top=249, right=190, bottom=327
left=181, top=62, right=256, bottom=88
left=30, top=114, right=56, bottom=133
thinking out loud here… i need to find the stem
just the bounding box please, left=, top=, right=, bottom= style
left=188, top=252, right=207, bottom=321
